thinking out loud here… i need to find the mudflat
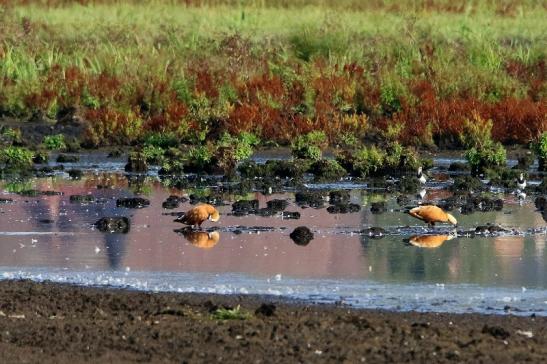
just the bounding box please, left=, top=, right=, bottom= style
left=0, top=280, right=545, bottom=363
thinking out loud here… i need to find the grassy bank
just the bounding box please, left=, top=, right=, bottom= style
left=0, top=0, right=545, bottom=148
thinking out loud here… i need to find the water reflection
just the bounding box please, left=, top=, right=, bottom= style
left=0, top=173, right=545, bottom=289
left=406, top=234, right=455, bottom=249
left=178, top=228, right=220, bottom=249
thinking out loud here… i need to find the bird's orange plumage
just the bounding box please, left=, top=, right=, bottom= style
left=409, top=205, right=457, bottom=226
left=408, top=234, right=453, bottom=248
left=175, top=204, right=220, bottom=227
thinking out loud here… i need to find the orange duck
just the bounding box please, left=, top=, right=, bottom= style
left=408, top=205, right=457, bottom=227
left=175, top=204, right=220, bottom=228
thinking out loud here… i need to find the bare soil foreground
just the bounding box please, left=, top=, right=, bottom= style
left=0, top=280, right=545, bottom=364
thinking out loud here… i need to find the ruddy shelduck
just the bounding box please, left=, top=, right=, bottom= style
left=175, top=204, right=220, bottom=228
left=408, top=205, right=457, bottom=227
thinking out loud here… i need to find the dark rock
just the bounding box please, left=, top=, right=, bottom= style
left=329, top=190, right=350, bottom=204
left=232, top=199, right=259, bottom=214
left=370, top=202, right=386, bottom=214
left=95, top=217, right=130, bottom=234
left=281, top=211, right=300, bottom=219
left=482, top=325, right=510, bottom=339
left=41, top=190, right=62, bottom=196
left=535, top=196, right=547, bottom=211
left=32, top=152, right=49, bottom=164
left=38, top=219, right=54, bottom=224
left=68, top=169, right=83, bottom=179
left=0, top=198, right=14, bottom=204
left=189, top=194, right=225, bottom=206
left=116, top=197, right=150, bottom=209
left=295, top=191, right=325, bottom=208
left=18, top=190, right=40, bottom=197
left=451, top=176, right=483, bottom=193
left=70, top=195, right=95, bottom=203
left=162, top=195, right=182, bottom=209
left=290, top=226, right=314, bottom=246
left=125, top=152, right=148, bottom=173
left=56, top=154, right=79, bottom=163
left=255, top=303, right=276, bottom=317
left=266, top=199, right=288, bottom=212
left=327, top=203, right=361, bottom=214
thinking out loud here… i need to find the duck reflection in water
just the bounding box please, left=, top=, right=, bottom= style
left=405, top=234, right=455, bottom=249
left=179, top=228, right=221, bottom=249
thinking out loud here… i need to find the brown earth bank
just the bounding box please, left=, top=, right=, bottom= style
left=0, top=280, right=545, bottom=364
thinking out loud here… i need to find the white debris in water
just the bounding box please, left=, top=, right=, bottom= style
left=125, top=266, right=131, bottom=272
left=94, top=247, right=101, bottom=254
left=368, top=266, right=372, bottom=272
left=274, top=274, right=282, bottom=281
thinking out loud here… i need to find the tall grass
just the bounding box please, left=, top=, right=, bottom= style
left=0, top=1, right=545, bottom=146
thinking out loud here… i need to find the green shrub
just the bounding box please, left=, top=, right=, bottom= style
left=291, top=131, right=327, bottom=161
left=212, top=305, right=250, bottom=321
left=218, top=132, right=260, bottom=162
left=532, top=132, right=547, bottom=171
left=142, top=145, right=165, bottom=164
left=460, top=113, right=507, bottom=175
left=144, top=132, right=179, bottom=149
left=0, top=146, right=34, bottom=169
left=186, top=145, right=214, bottom=171
left=0, top=128, right=22, bottom=145
left=43, top=134, right=66, bottom=150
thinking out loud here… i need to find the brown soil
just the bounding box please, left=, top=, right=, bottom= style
left=0, top=280, right=545, bottom=363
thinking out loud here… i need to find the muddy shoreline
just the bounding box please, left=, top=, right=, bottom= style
left=0, top=280, right=545, bottom=363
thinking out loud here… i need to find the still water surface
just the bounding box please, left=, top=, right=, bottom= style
left=1, top=168, right=546, bottom=315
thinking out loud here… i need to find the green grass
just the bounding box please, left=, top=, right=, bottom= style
left=0, top=1, right=545, bottom=147
left=211, top=305, right=250, bottom=320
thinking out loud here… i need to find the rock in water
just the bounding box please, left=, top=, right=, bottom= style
left=290, top=226, right=314, bottom=246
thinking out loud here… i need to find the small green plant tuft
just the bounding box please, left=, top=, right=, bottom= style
left=531, top=132, right=547, bottom=171
left=460, top=113, right=507, bottom=175
left=0, top=146, right=34, bottom=169
left=291, top=131, right=327, bottom=161
left=212, top=305, right=250, bottom=321
left=43, top=134, right=66, bottom=150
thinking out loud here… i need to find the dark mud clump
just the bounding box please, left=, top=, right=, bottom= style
left=116, top=197, right=150, bottom=209
left=232, top=199, right=259, bottom=215
left=327, top=203, right=361, bottom=214
left=189, top=194, right=226, bottom=206
left=162, top=195, right=187, bottom=209
left=329, top=190, right=350, bottom=204
left=281, top=211, right=300, bottom=219
left=290, top=226, right=314, bottom=246
left=32, top=152, right=49, bottom=164
left=67, top=169, right=83, bottom=179
left=295, top=191, right=325, bottom=208
left=95, top=217, right=130, bottom=233
left=266, top=199, right=288, bottom=212
left=451, top=176, right=483, bottom=193
left=68, top=194, right=95, bottom=203
left=56, top=154, right=80, bottom=163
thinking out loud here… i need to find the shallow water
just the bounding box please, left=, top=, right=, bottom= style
left=0, top=166, right=546, bottom=316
